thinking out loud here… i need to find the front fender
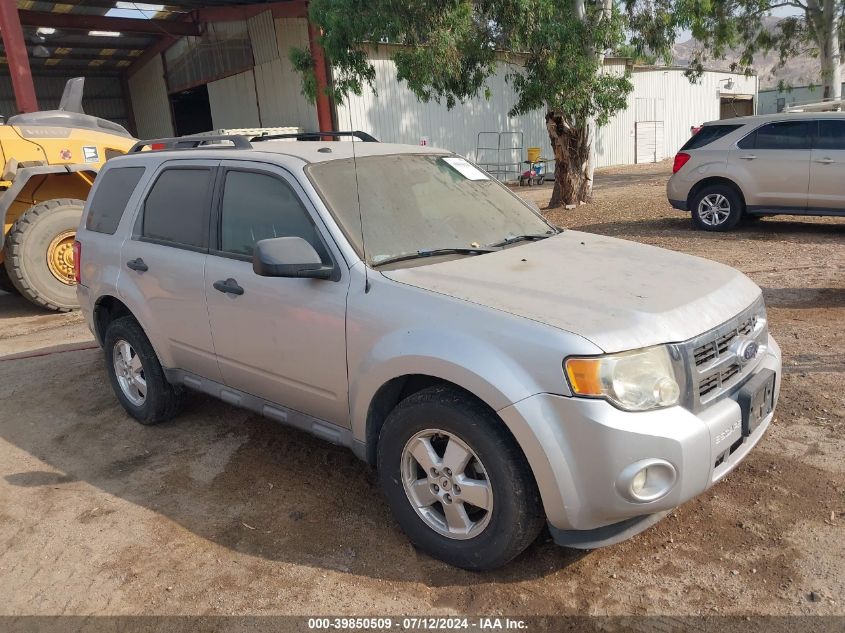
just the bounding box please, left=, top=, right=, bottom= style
left=349, top=328, right=539, bottom=441
left=346, top=266, right=602, bottom=451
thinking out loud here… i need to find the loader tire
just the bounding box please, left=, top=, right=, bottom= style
left=5, top=199, right=84, bottom=312
left=0, top=264, right=19, bottom=295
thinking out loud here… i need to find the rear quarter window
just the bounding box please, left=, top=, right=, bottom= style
left=680, top=125, right=742, bottom=151
left=85, top=166, right=145, bottom=234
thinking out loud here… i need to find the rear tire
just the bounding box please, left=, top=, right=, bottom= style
left=104, top=316, right=183, bottom=425
left=690, top=185, right=743, bottom=232
left=377, top=386, right=544, bottom=570
left=5, top=199, right=84, bottom=311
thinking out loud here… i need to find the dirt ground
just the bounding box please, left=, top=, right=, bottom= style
left=0, top=161, right=843, bottom=618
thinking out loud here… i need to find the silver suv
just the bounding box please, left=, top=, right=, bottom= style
left=76, top=133, right=782, bottom=570
left=667, top=112, right=845, bottom=230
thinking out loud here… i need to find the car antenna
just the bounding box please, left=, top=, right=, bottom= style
left=350, top=130, right=370, bottom=293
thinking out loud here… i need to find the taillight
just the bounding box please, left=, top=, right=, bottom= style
left=672, top=152, right=691, bottom=173
left=73, top=240, right=81, bottom=284
left=151, top=143, right=165, bottom=151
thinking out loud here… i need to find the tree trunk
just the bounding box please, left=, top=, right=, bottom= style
left=546, top=111, right=591, bottom=208
left=821, top=0, right=842, bottom=104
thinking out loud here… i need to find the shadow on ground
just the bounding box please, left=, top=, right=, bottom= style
left=571, top=215, right=845, bottom=243
left=0, top=345, right=586, bottom=586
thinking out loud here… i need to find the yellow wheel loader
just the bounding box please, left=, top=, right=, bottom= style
left=0, top=78, right=135, bottom=311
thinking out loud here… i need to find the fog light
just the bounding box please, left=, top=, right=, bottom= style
left=616, top=459, right=677, bottom=503
left=631, top=468, right=647, bottom=495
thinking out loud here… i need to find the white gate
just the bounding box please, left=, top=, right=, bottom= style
left=635, top=121, right=665, bottom=164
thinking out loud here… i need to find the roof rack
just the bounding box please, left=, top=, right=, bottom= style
left=129, top=134, right=253, bottom=153
left=251, top=130, right=379, bottom=143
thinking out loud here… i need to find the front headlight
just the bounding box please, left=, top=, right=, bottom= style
left=564, top=346, right=681, bottom=411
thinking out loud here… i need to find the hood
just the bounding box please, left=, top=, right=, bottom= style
left=381, top=231, right=761, bottom=353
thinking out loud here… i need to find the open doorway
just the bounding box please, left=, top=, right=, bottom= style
left=169, top=85, right=213, bottom=135
left=720, top=96, right=754, bottom=118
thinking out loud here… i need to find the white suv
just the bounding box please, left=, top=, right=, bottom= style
left=667, top=112, right=845, bottom=230
left=76, top=133, right=781, bottom=570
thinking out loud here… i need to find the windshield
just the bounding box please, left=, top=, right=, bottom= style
left=307, top=154, right=554, bottom=264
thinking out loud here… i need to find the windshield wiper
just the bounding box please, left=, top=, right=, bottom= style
left=489, top=230, right=560, bottom=248
left=372, top=247, right=499, bottom=268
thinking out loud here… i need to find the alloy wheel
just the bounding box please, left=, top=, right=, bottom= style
left=113, top=339, right=147, bottom=406
left=697, top=193, right=732, bottom=226
left=400, top=429, right=493, bottom=540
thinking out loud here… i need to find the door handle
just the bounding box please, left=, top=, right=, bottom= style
left=739, top=154, right=757, bottom=160
left=814, top=157, right=834, bottom=164
left=213, top=278, right=244, bottom=296
left=126, top=257, right=148, bottom=272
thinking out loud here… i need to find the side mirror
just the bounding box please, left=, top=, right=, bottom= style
left=253, top=236, right=333, bottom=279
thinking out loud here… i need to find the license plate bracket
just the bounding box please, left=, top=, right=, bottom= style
left=738, top=369, right=776, bottom=436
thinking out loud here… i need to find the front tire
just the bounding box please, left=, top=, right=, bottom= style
left=690, top=185, right=743, bottom=232
left=5, top=199, right=84, bottom=311
left=104, top=316, right=183, bottom=425
left=377, top=386, right=543, bottom=570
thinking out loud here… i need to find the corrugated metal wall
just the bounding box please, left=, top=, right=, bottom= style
left=248, top=10, right=278, bottom=66
left=595, top=68, right=757, bottom=166
left=340, top=54, right=758, bottom=170
left=337, top=47, right=550, bottom=171
left=251, top=17, right=319, bottom=130
left=758, top=83, right=844, bottom=113
left=128, top=54, right=174, bottom=138
left=208, top=69, right=261, bottom=128
left=0, top=74, right=128, bottom=128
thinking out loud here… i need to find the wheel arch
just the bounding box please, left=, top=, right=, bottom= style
left=363, top=374, right=536, bottom=479
left=686, top=176, right=746, bottom=211
left=93, top=294, right=135, bottom=345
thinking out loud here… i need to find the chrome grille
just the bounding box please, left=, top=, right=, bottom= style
left=681, top=297, right=768, bottom=410
left=692, top=314, right=758, bottom=368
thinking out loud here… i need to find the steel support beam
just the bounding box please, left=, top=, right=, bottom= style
left=18, top=10, right=201, bottom=36
left=308, top=22, right=334, bottom=133
left=0, top=0, right=38, bottom=113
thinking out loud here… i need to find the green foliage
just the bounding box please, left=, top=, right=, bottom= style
left=613, top=43, right=658, bottom=65
left=291, top=0, right=844, bottom=132
left=293, top=0, right=636, bottom=127
left=625, top=0, right=844, bottom=85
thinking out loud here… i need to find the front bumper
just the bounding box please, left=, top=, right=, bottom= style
left=498, top=335, right=781, bottom=547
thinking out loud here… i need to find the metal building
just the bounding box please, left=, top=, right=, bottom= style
left=758, top=83, right=845, bottom=113
left=337, top=54, right=757, bottom=170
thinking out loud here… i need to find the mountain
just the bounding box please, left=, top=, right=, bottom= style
left=671, top=17, right=842, bottom=90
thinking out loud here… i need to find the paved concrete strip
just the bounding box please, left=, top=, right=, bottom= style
left=0, top=341, right=99, bottom=362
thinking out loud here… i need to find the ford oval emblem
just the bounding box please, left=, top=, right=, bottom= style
left=735, top=339, right=759, bottom=365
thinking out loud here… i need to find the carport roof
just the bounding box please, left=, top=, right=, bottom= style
left=2, top=0, right=294, bottom=76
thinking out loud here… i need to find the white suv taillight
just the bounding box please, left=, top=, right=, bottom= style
left=73, top=240, right=81, bottom=284
left=672, top=152, right=691, bottom=173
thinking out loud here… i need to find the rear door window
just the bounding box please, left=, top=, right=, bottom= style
left=679, top=125, right=742, bottom=151
left=141, top=168, right=214, bottom=249
left=739, top=121, right=813, bottom=150
left=815, top=120, right=845, bottom=150
left=85, top=166, right=145, bottom=234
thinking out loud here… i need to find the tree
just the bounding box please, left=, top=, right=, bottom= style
left=291, top=0, right=635, bottom=208
left=291, top=1, right=842, bottom=209
left=643, top=0, right=843, bottom=103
